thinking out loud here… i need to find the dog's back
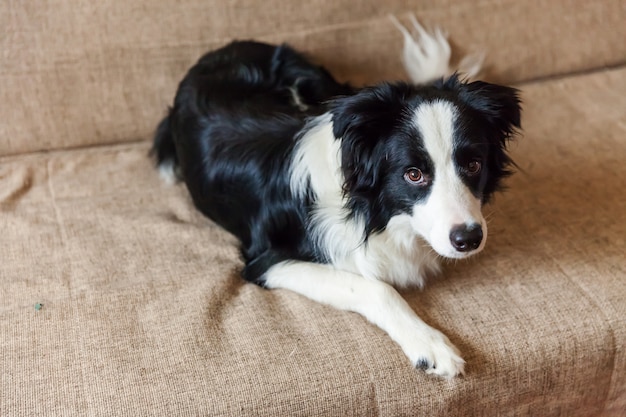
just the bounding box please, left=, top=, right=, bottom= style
left=152, top=41, right=351, bottom=180
left=152, top=41, right=353, bottom=179
left=152, top=41, right=351, bottom=257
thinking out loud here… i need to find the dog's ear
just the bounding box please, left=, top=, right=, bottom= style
left=457, top=79, right=522, bottom=198
left=331, top=83, right=406, bottom=195
left=458, top=80, right=521, bottom=144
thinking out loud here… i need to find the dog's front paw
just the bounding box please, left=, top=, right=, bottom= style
left=406, top=329, right=465, bottom=378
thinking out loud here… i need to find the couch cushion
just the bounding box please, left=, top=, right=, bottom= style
left=1, top=0, right=625, bottom=156
left=1, top=64, right=625, bottom=415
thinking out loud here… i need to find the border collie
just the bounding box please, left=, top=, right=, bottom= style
left=152, top=20, right=521, bottom=378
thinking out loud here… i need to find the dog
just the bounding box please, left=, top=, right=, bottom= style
left=152, top=22, right=521, bottom=378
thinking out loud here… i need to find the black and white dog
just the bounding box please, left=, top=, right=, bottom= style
left=153, top=20, right=521, bottom=378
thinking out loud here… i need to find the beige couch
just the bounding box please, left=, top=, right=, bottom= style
left=2, top=1, right=625, bottom=415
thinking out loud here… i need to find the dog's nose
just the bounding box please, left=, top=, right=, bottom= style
left=449, top=224, right=483, bottom=252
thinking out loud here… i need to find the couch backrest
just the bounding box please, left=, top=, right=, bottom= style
left=1, top=0, right=624, bottom=156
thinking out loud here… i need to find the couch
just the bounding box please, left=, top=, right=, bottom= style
left=2, top=1, right=625, bottom=415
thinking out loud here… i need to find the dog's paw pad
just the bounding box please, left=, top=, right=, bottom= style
left=404, top=330, right=465, bottom=378
left=424, top=354, right=465, bottom=379
left=415, top=358, right=431, bottom=370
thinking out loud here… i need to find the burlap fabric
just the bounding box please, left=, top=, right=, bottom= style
left=1, top=0, right=625, bottom=156
left=1, top=0, right=625, bottom=415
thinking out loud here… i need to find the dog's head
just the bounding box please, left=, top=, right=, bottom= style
left=331, top=76, right=521, bottom=258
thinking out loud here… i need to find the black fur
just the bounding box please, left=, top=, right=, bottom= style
left=153, top=41, right=352, bottom=284
left=452, top=77, right=522, bottom=200
left=330, top=77, right=520, bottom=235
left=152, top=41, right=521, bottom=285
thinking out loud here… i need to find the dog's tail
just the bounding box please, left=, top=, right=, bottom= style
left=389, top=14, right=484, bottom=84
left=151, top=112, right=181, bottom=184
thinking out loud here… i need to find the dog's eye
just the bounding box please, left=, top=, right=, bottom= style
left=404, top=168, right=426, bottom=185
left=466, top=160, right=482, bottom=175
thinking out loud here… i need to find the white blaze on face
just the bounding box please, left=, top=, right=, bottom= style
left=411, top=100, right=486, bottom=258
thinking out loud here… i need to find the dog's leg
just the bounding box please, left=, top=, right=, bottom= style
left=264, top=260, right=465, bottom=378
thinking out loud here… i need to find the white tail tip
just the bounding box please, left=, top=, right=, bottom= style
left=389, top=14, right=485, bottom=84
